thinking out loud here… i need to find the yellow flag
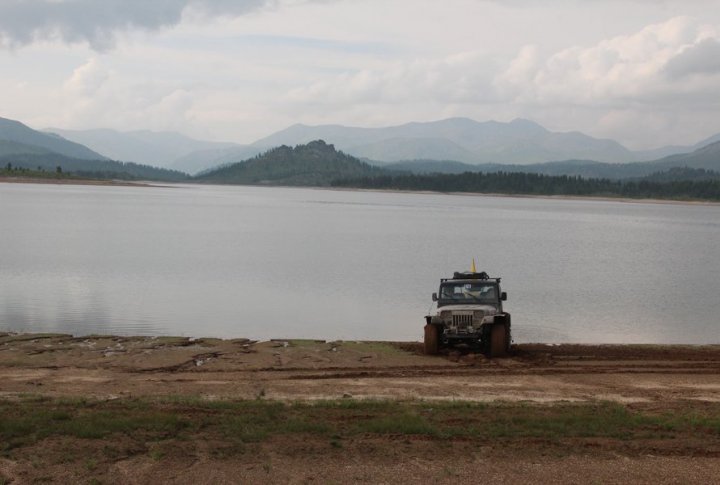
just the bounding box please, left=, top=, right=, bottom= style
left=471, top=258, right=477, bottom=273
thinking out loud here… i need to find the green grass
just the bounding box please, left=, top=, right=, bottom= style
left=141, top=336, right=192, bottom=348
left=0, top=333, right=72, bottom=344
left=339, top=341, right=406, bottom=355
left=360, top=413, right=439, bottom=436
left=1, top=397, right=719, bottom=457
left=288, top=339, right=323, bottom=347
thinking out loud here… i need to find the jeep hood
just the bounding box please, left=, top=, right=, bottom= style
left=436, top=304, right=498, bottom=314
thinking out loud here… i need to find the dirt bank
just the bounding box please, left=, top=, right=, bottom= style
left=2, top=334, right=719, bottom=403
left=1, top=333, right=719, bottom=484
left=0, top=176, right=157, bottom=187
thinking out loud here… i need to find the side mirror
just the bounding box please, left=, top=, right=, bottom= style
left=432, top=292, right=438, bottom=302
left=501, top=292, right=507, bottom=301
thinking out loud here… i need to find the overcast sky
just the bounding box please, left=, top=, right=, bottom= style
left=1, top=0, right=719, bottom=149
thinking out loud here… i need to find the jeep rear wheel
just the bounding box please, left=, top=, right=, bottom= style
left=424, top=324, right=441, bottom=355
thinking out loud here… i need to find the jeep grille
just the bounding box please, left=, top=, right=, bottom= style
left=452, top=314, right=474, bottom=328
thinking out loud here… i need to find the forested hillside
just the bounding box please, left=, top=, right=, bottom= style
left=1, top=153, right=189, bottom=182
left=0, top=117, right=106, bottom=160
left=195, top=140, right=383, bottom=185
left=332, top=170, right=720, bottom=201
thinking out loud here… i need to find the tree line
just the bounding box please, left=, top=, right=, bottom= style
left=331, top=171, right=720, bottom=201
left=1, top=154, right=190, bottom=182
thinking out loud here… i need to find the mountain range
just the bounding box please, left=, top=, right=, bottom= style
left=252, top=118, right=637, bottom=164
left=0, top=117, right=187, bottom=181
left=2, top=115, right=720, bottom=180
left=385, top=140, right=720, bottom=179
left=44, top=117, right=720, bottom=173
left=250, top=118, right=720, bottom=165
left=44, top=127, right=256, bottom=173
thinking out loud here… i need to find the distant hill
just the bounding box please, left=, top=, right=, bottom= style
left=251, top=118, right=637, bottom=164
left=46, top=127, right=240, bottom=170
left=384, top=159, right=482, bottom=174
left=635, top=132, right=720, bottom=161
left=0, top=117, right=107, bottom=160
left=646, top=140, right=720, bottom=172
left=384, top=141, right=720, bottom=181
left=0, top=116, right=189, bottom=181
left=195, top=140, right=383, bottom=186
left=1, top=152, right=189, bottom=182
left=170, top=145, right=263, bottom=175
left=0, top=139, right=53, bottom=157
left=346, top=137, right=481, bottom=163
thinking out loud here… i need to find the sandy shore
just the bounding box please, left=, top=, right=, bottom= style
left=0, top=176, right=159, bottom=187
left=1, top=333, right=719, bottom=483
left=3, top=176, right=718, bottom=205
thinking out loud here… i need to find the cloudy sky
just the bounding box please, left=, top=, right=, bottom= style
left=1, top=0, right=719, bottom=149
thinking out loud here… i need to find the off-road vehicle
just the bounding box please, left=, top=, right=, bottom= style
left=424, top=271, right=511, bottom=357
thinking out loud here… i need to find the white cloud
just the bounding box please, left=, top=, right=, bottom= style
left=63, top=58, right=109, bottom=95
left=484, top=16, right=720, bottom=146
left=497, top=16, right=720, bottom=105
left=284, top=51, right=498, bottom=107
left=3, top=2, right=720, bottom=149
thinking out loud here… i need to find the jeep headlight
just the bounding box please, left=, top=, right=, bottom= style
left=473, top=310, right=485, bottom=323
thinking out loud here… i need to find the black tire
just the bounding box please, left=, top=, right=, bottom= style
left=489, top=323, right=508, bottom=358
left=424, top=324, right=440, bottom=355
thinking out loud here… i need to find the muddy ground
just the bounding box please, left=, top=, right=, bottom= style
left=1, top=333, right=719, bottom=483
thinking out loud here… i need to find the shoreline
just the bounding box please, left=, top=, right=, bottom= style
left=2, top=333, right=719, bottom=483
left=3, top=176, right=719, bottom=205
left=2, top=332, right=719, bottom=403
left=0, top=175, right=164, bottom=188
left=317, top=184, right=720, bottom=206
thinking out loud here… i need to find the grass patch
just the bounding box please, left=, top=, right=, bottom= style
left=288, top=339, right=323, bottom=347
left=0, top=402, right=188, bottom=450
left=1, top=397, right=719, bottom=457
left=191, top=337, right=224, bottom=346
left=359, top=413, right=438, bottom=436
left=339, top=341, right=406, bottom=355
left=0, top=333, right=71, bottom=344
left=141, top=336, right=191, bottom=348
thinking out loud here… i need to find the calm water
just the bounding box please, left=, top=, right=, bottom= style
left=1, top=182, right=719, bottom=344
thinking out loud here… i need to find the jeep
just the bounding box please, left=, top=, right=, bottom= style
left=424, top=271, right=511, bottom=357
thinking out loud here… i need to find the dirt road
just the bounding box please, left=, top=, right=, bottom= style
left=2, top=334, right=719, bottom=404
left=1, top=333, right=720, bottom=484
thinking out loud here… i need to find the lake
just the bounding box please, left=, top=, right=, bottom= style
left=1, top=182, right=719, bottom=344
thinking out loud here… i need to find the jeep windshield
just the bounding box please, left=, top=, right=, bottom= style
left=438, top=282, right=498, bottom=305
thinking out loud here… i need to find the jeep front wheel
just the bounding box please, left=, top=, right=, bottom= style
left=424, top=324, right=441, bottom=355
left=488, top=323, right=508, bottom=358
